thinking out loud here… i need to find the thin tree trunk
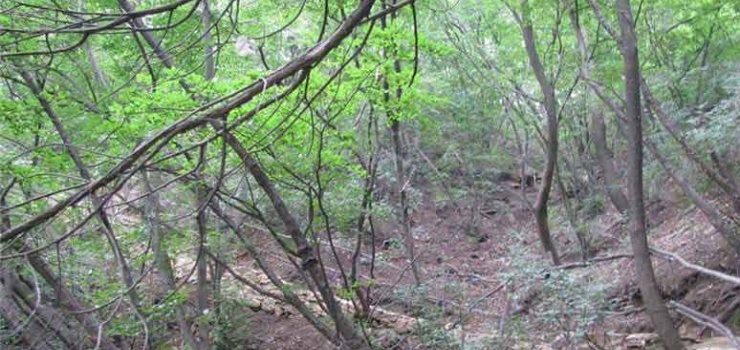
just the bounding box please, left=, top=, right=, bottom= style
left=512, top=0, right=561, bottom=265
left=20, top=71, right=142, bottom=311
left=643, top=130, right=740, bottom=253
left=0, top=267, right=72, bottom=350
left=23, top=249, right=123, bottom=350
left=382, top=0, right=422, bottom=284
left=1, top=157, right=121, bottom=350
left=215, top=125, right=369, bottom=349
left=75, top=0, right=109, bottom=89
left=197, top=3, right=216, bottom=334
left=200, top=3, right=224, bottom=326
left=143, top=172, right=200, bottom=350
left=202, top=0, right=216, bottom=80
left=117, top=0, right=175, bottom=67
left=555, top=164, right=589, bottom=261
left=391, top=119, right=422, bottom=284
left=642, top=82, right=738, bottom=201
left=566, top=0, right=630, bottom=215
left=205, top=199, right=338, bottom=342
left=84, top=42, right=109, bottom=89
left=581, top=61, right=740, bottom=255
left=117, top=0, right=374, bottom=346
left=590, top=112, right=630, bottom=213
left=616, top=1, right=685, bottom=348
left=195, top=184, right=213, bottom=349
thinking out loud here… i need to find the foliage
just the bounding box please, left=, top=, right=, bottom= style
left=500, top=237, right=607, bottom=346
left=0, top=0, right=738, bottom=348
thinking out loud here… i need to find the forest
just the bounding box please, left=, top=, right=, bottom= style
left=0, top=0, right=739, bottom=349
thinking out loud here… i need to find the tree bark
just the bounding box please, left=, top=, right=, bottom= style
left=143, top=172, right=200, bottom=350
left=642, top=83, right=740, bottom=214
left=20, top=71, right=142, bottom=311
left=201, top=0, right=216, bottom=80
left=382, top=0, right=422, bottom=284
left=590, top=112, right=630, bottom=214
left=616, top=1, right=685, bottom=348
left=195, top=183, right=213, bottom=349
left=513, top=0, right=561, bottom=265
left=0, top=266, right=73, bottom=350
left=566, top=0, right=630, bottom=215
left=216, top=126, right=369, bottom=349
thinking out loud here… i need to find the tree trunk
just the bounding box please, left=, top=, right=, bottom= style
left=642, top=82, right=739, bottom=203
left=24, top=249, right=124, bottom=350
left=382, top=0, right=422, bottom=284
left=590, top=112, right=630, bottom=214
left=205, top=198, right=338, bottom=342
left=555, top=164, right=590, bottom=260
left=643, top=135, right=740, bottom=254
left=20, top=71, right=142, bottom=311
left=0, top=266, right=73, bottom=350
left=566, top=0, right=630, bottom=216
left=118, top=0, right=376, bottom=345
left=84, top=42, right=109, bottom=89
left=616, top=1, right=685, bottom=348
left=216, top=126, right=369, bottom=349
left=117, top=0, right=175, bottom=67
left=391, top=119, right=422, bottom=284
left=201, top=0, right=216, bottom=80
left=143, top=172, right=200, bottom=350
left=195, top=183, right=213, bottom=349
left=514, top=0, right=561, bottom=265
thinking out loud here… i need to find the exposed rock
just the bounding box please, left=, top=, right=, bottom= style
left=624, top=333, right=658, bottom=348
left=689, top=337, right=740, bottom=350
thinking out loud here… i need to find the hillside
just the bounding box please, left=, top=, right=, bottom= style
left=1, top=1, right=739, bottom=349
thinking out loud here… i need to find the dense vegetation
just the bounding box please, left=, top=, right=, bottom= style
left=0, top=0, right=738, bottom=349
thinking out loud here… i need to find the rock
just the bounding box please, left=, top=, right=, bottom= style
left=689, top=337, right=740, bottom=349
left=372, top=329, right=401, bottom=348
left=624, top=333, right=658, bottom=348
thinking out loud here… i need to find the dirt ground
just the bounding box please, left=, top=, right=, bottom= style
left=224, top=182, right=740, bottom=349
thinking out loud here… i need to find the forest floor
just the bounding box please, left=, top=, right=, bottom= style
left=202, top=180, right=740, bottom=349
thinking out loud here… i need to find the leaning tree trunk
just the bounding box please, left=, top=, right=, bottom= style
left=20, top=71, right=142, bottom=311
left=217, top=127, right=369, bottom=350
left=0, top=266, right=74, bottom=350
left=118, top=0, right=376, bottom=345
left=616, top=1, right=685, bottom=348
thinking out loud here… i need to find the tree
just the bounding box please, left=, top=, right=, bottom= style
left=506, top=0, right=564, bottom=265
left=1, top=0, right=739, bottom=348
left=616, top=0, right=685, bottom=348
left=0, top=1, right=416, bottom=348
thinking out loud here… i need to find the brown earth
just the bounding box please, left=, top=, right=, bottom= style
left=195, top=180, right=740, bottom=349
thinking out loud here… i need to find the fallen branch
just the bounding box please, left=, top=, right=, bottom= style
left=557, top=253, right=633, bottom=270
left=669, top=300, right=740, bottom=349
left=650, top=247, right=740, bottom=285
left=555, top=247, right=740, bottom=287
left=449, top=279, right=510, bottom=329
